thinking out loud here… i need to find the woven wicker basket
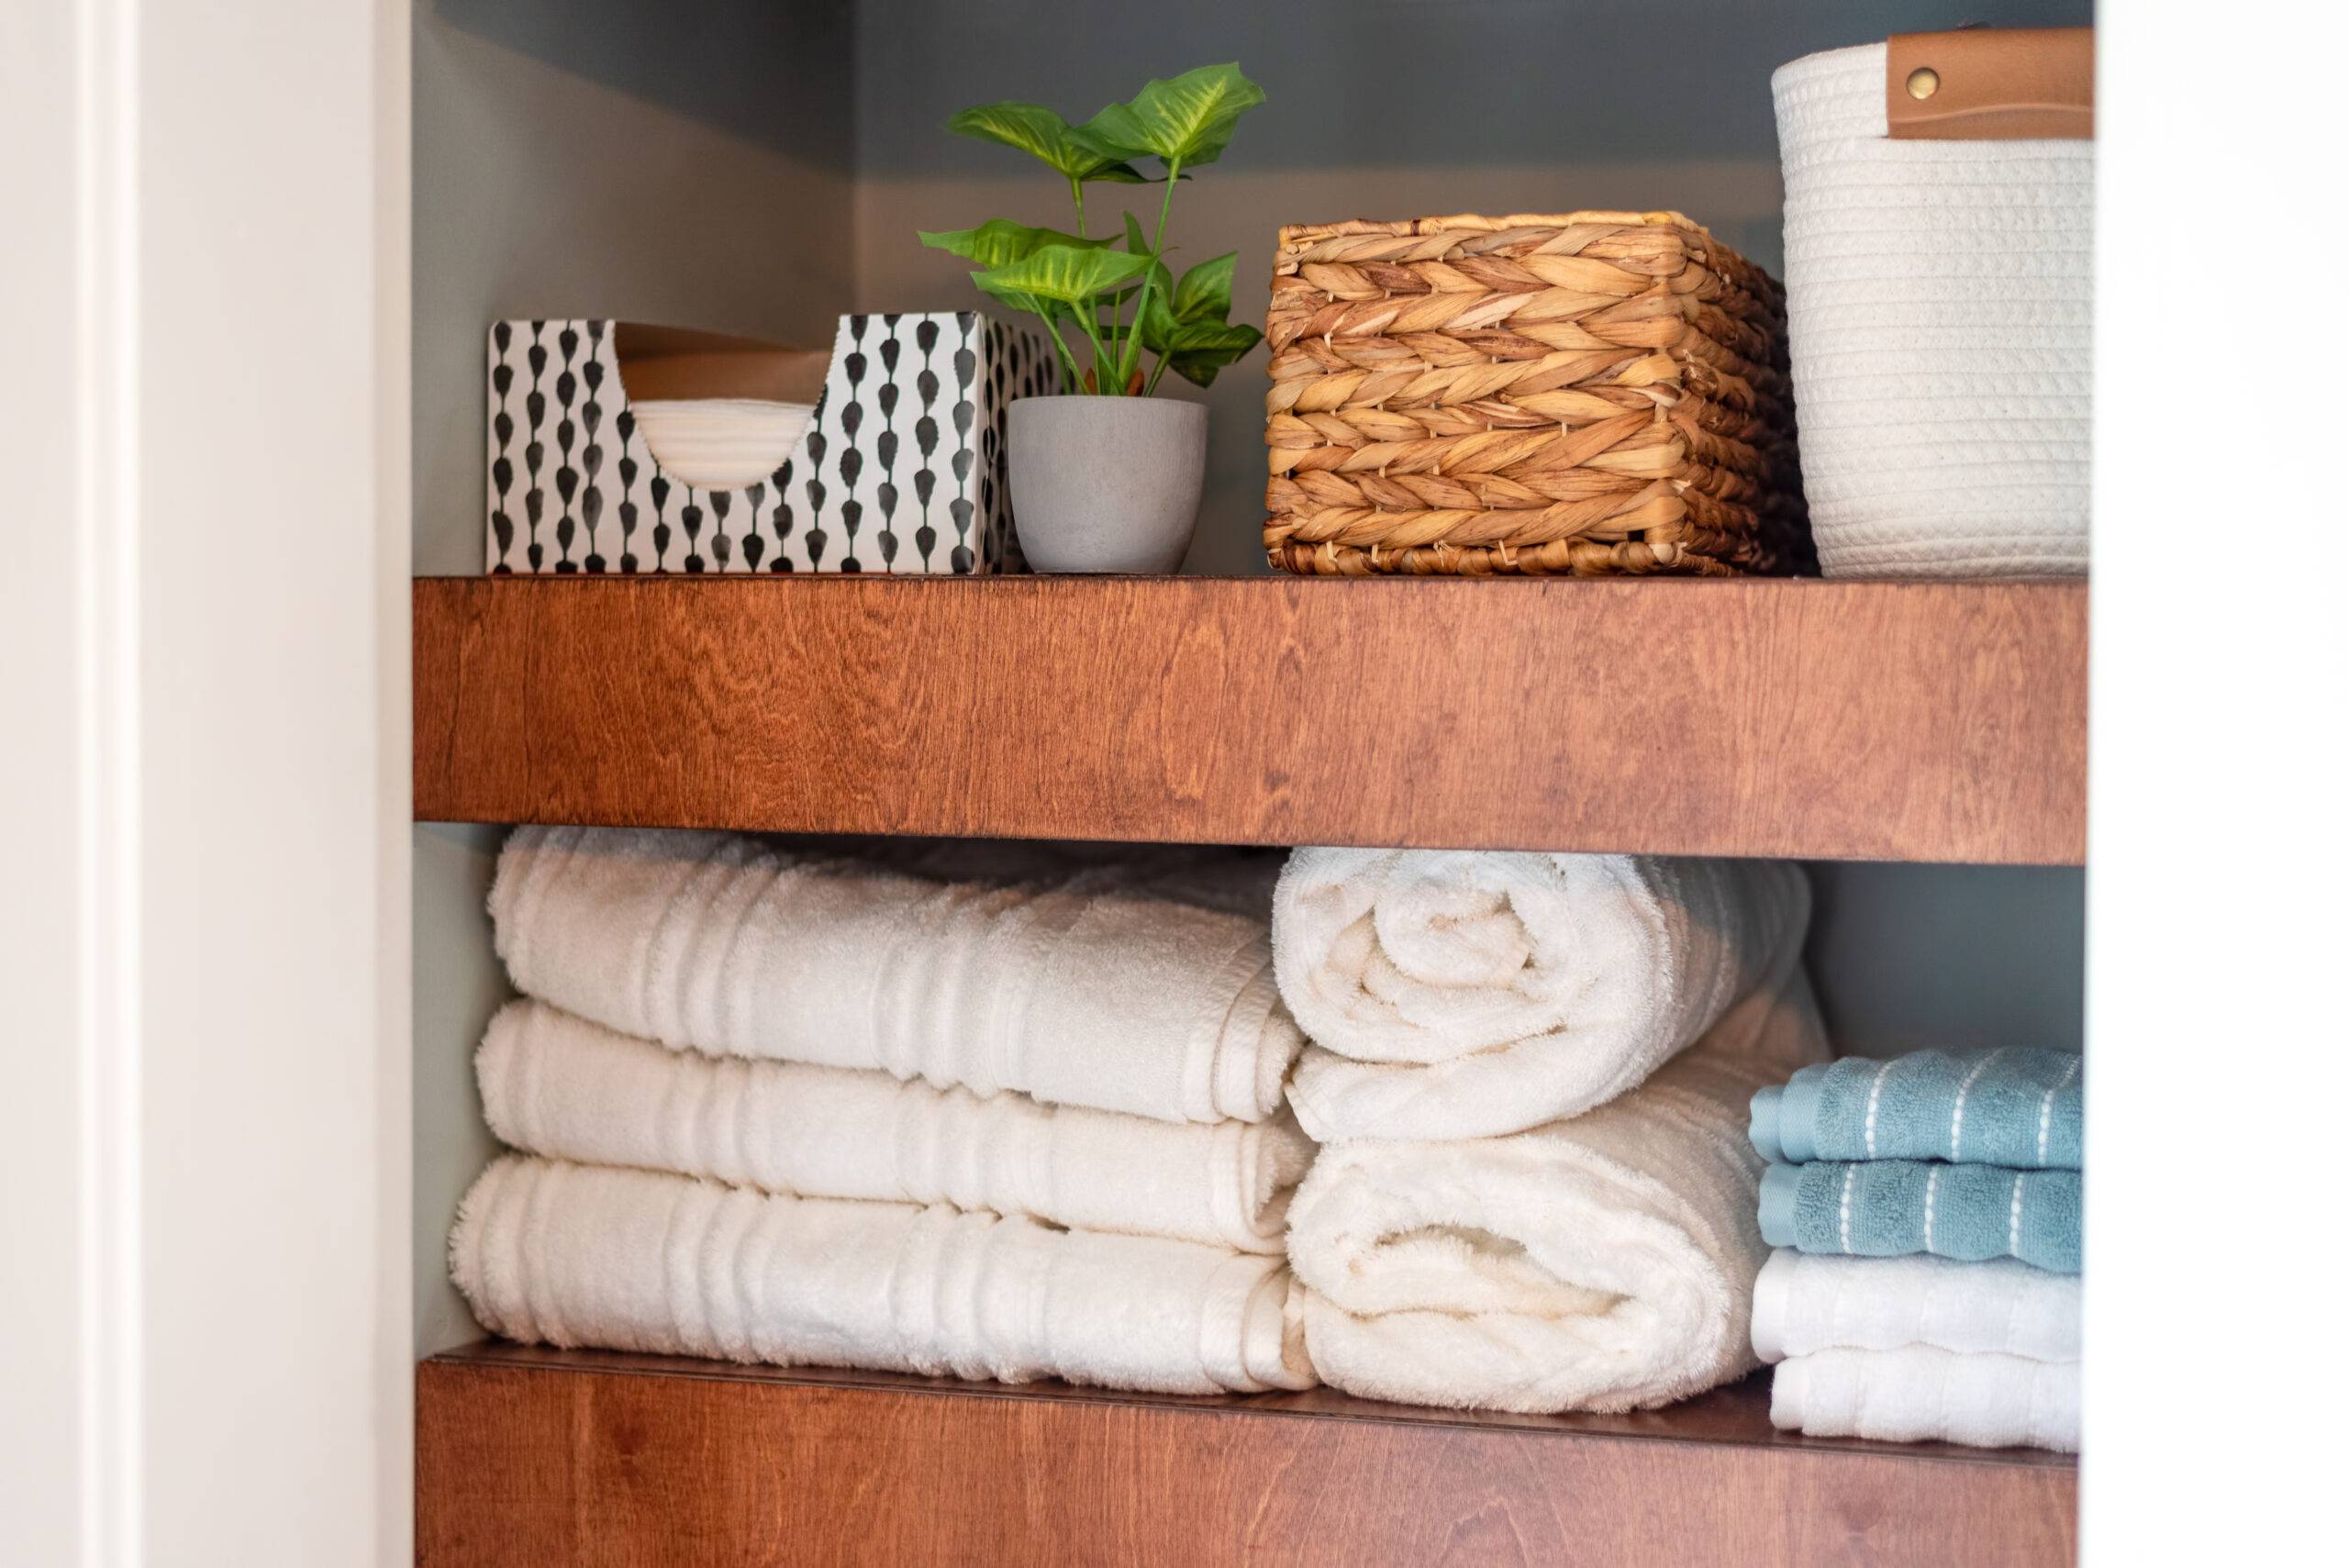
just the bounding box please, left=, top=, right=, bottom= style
left=1263, top=212, right=1809, bottom=576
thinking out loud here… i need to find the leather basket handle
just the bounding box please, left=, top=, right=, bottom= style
left=1887, top=28, right=2094, bottom=140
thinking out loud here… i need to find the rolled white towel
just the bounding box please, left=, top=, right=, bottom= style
left=1751, top=1252, right=2082, bottom=1364
left=1286, top=973, right=1829, bottom=1413
left=451, top=1156, right=1316, bottom=1396
left=480, top=999, right=1314, bottom=1254
left=491, top=826, right=1301, bottom=1125
left=1275, top=850, right=1809, bottom=1140
left=1772, top=1346, right=2080, bottom=1452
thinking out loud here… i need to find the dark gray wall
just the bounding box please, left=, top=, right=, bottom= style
left=1807, top=862, right=2085, bottom=1056
left=853, top=1, right=2094, bottom=174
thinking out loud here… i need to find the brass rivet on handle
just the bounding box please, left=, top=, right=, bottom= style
left=1906, top=66, right=1941, bottom=100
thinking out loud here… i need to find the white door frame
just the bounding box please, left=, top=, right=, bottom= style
left=0, top=2, right=411, bottom=1564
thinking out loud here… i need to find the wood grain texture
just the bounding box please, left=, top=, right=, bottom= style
left=417, top=1346, right=2078, bottom=1567
left=414, top=575, right=2085, bottom=864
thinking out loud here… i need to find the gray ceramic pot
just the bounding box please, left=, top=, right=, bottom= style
left=1008, top=396, right=1208, bottom=573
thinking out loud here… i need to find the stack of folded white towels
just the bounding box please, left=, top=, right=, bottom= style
left=1270, top=849, right=1828, bottom=1414
left=451, top=827, right=1318, bottom=1396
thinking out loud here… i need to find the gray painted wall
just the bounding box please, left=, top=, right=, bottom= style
left=410, top=0, right=2087, bottom=1352
left=1808, top=862, right=2083, bottom=1057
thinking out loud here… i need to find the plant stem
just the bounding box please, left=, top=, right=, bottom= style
left=1071, top=178, right=1086, bottom=239
left=1118, top=157, right=1184, bottom=393
left=1145, top=350, right=1174, bottom=395
left=1110, top=272, right=1130, bottom=354
left=1037, top=308, right=1085, bottom=395
left=1152, top=157, right=1181, bottom=252
left=1074, top=307, right=1116, bottom=395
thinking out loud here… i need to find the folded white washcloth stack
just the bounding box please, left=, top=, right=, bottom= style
left=1275, top=850, right=1826, bottom=1413
left=451, top=827, right=1319, bottom=1396
left=629, top=398, right=816, bottom=490
left=1753, top=1253, right=2081, bottom=1450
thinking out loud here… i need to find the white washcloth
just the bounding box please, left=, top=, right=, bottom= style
left=1772, top=1346, right=2079, bottom=1452
left=492, top=826, right=1301, bottom=1125
left=629, top=398, right=816, bottom=490
left=1275, top=850, right=1809, bottom=1140
left=480, top=999, right=1314, bottom=1254
left=1773, top=42, right=2092, bottom=577
left=1751, top=1251, right=2081, bottom=1364
left=1286, top=972, right=1829, bottom=1413
left=451, top=1156, right=1316, bottom=1396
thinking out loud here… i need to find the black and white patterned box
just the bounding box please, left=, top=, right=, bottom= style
left=484, top=313, right=1057, bottom=574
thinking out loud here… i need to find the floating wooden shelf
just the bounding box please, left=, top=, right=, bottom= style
left=414, top=574, right=2086, bottom=864
left=417, top=1343, right=2076, bottom=1567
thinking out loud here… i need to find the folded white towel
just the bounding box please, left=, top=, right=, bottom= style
left=629, top=398, right=816, bottom=490
left=491, top=826, right=1301, bottom=1124
left=1286, top=973, right=1829, bottom=1413
left=1751, top=1251, right=2082, bottom=1365
left=452, top=1156, right=1316, bottom=1396
left=480, top=999, right=1313, bottom=1254
left=1772, top=1346, right=2079, bottom=1452
left=1275, top=850, right=1809, bottom=1140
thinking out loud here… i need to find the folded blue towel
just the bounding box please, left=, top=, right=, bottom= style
left=1749, top=1048, right=2082, bottom=1169
left=1759, top=1160, right=2081, bottom=1274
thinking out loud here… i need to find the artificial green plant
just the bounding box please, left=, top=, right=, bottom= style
left=918, top=63, right=1266, bottom=395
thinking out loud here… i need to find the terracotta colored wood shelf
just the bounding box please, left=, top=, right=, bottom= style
left=413, top=573, right=2086, bottom=864
left=417, top=1342, right=2076, bottom=1567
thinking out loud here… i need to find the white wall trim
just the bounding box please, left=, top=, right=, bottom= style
left=372, top=0, right=416, bottom=1560
left=74, top=0, right=145, bottom=1551
left=3, top=2, right=411, bottom=1562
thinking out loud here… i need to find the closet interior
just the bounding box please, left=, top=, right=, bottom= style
left=411, top=2, right=2092, bottom=1562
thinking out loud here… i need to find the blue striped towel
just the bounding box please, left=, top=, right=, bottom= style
left=1749, top=1048, right=2082, bottom=1169
left=1759, top=1160, right=2081, bottom=1274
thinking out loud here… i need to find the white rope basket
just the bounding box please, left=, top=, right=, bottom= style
left=1773, top=42, right=2091, bottom=578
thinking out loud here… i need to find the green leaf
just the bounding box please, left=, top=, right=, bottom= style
left=1163, top=323, right=1263, bottom=387
left=1071, top=63, right=1265, bottom=169
left=1108, top=209, right=1164, bottom=297
left=1138, top=283, right=1261, bottom=383
left=1119, top=210, right=1172, bottom=304
left=1170, top=250, right=1239, bottom=324
left=1139, top=272, right=1261, bottom=389
left=918, top=219, right=1108, bottom=268
left=945, top=101, right=1148, bottom=183
left=1139, top=298, right=1255, bottom=360
left=974, top=243, right=1157, bottom=308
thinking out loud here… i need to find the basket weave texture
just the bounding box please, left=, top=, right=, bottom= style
left=1264, top=212, right=1809, bottom=576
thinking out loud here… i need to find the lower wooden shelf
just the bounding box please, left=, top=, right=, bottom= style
left=417, top=1341, right=2077, bottom=1566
